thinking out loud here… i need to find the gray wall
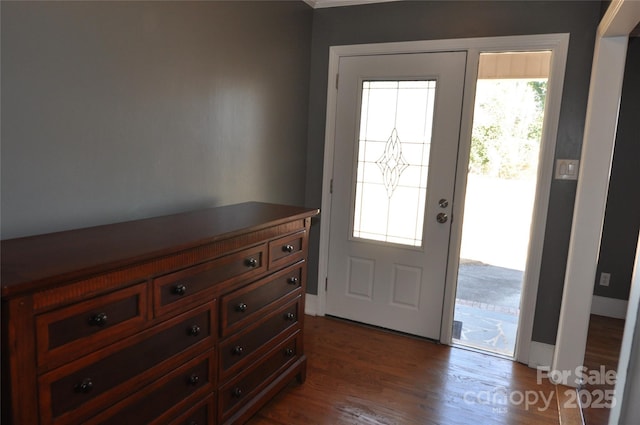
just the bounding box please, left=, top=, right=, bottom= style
left=303, top=1, right=602, bottom=345
left=2, top=0, right=617, bottom=347
left=594, top=37, right=640, bottom=301
left=1, top=1, right=312, bottom=239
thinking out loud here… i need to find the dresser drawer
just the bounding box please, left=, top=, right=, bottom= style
left=220, top=262, right=303, bottom=336
left=153, top=244, right=266, bottom=316
left=219, top=331, right=301, bottom=423
left=40, top=305, right=214, bottom=424
left=35, top=283, right=148, bottom=371
left=93, top=352, right=214, bottom=425
left=268, top=231, right=306, bottom=270
left=167, top=395, right=214, bottom=425
left=219, top=296, right=301, bottom=381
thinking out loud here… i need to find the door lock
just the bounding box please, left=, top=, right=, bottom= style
left=436, top=213, right=448, bottom=223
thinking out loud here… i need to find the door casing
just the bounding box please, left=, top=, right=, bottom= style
left=316, top=34, right=570, bottom=364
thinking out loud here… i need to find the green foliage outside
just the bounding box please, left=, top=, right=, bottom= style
left=469, top=80, right=547, bottom=179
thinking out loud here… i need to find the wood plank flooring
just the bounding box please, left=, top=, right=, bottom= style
left=581, top=314, right=625, bottom=425
left=248, top=316, right=560, bottom=425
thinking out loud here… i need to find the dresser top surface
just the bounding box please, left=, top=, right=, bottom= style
left=1, top=202, right=318, bottom=298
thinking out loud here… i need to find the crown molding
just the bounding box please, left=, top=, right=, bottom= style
left=304, top=0, right=400, bottom=9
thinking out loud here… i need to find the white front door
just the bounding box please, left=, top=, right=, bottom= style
left=326, top=52, right=467, bottom=339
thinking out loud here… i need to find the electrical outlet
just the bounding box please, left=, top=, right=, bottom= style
left=599, top=272, right=611, bottom=287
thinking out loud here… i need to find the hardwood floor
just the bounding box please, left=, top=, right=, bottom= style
left=248, top=316, right=560, bottom=425
left=581, top=314, right=625, bottom=425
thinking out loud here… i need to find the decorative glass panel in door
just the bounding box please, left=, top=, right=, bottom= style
left=353, top=81, right=436, bottom=247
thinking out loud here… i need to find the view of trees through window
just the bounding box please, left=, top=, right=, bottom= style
left=469, top=79, right=547, bottom=179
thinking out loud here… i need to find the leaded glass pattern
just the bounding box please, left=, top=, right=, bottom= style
left=376, top=128, right=409, bottom=198
left=353, top=80, right=436, bottom=247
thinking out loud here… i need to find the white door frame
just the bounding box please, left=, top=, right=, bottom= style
left=316, top=33, right=569, bottom=364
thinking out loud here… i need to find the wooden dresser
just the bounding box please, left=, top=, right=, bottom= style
left=1, top=202, right=319, bottom=425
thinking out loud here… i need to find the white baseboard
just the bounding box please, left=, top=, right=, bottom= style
left=528, top=341, right=555, bottom=370
left=305, top=294, right=319, bottom=316
left=591, top=295, right=628, bottom=319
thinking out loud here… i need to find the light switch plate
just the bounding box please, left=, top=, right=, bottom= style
left=555, top=159, right=580, bottom=180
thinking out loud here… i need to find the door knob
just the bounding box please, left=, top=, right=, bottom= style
left=436, top=213, right=448, bottom=223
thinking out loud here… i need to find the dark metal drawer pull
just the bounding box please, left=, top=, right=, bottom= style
left=285, top=348, right=295, bottom=357
left=89, top=312, right=108, bottom=327
left=284, top=312, right=296, bottom=321
left=173, top=284, right=187, bottom=296
left=236, top=302, right=248, bottom=312
left=283, top=244, right=295, bottom=253
left=232, top=387, right=243, bottom=398
left=245, top=257, right=258, bottom=268
left=188, top=374, right=200, bottom=386
left=74, top=378, right=93, bottom=394
left=188, top=325, right=201, bottom=336
left=287, top=277, right=299, bottom=285
left=233, top=345, right=244, bottom=356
